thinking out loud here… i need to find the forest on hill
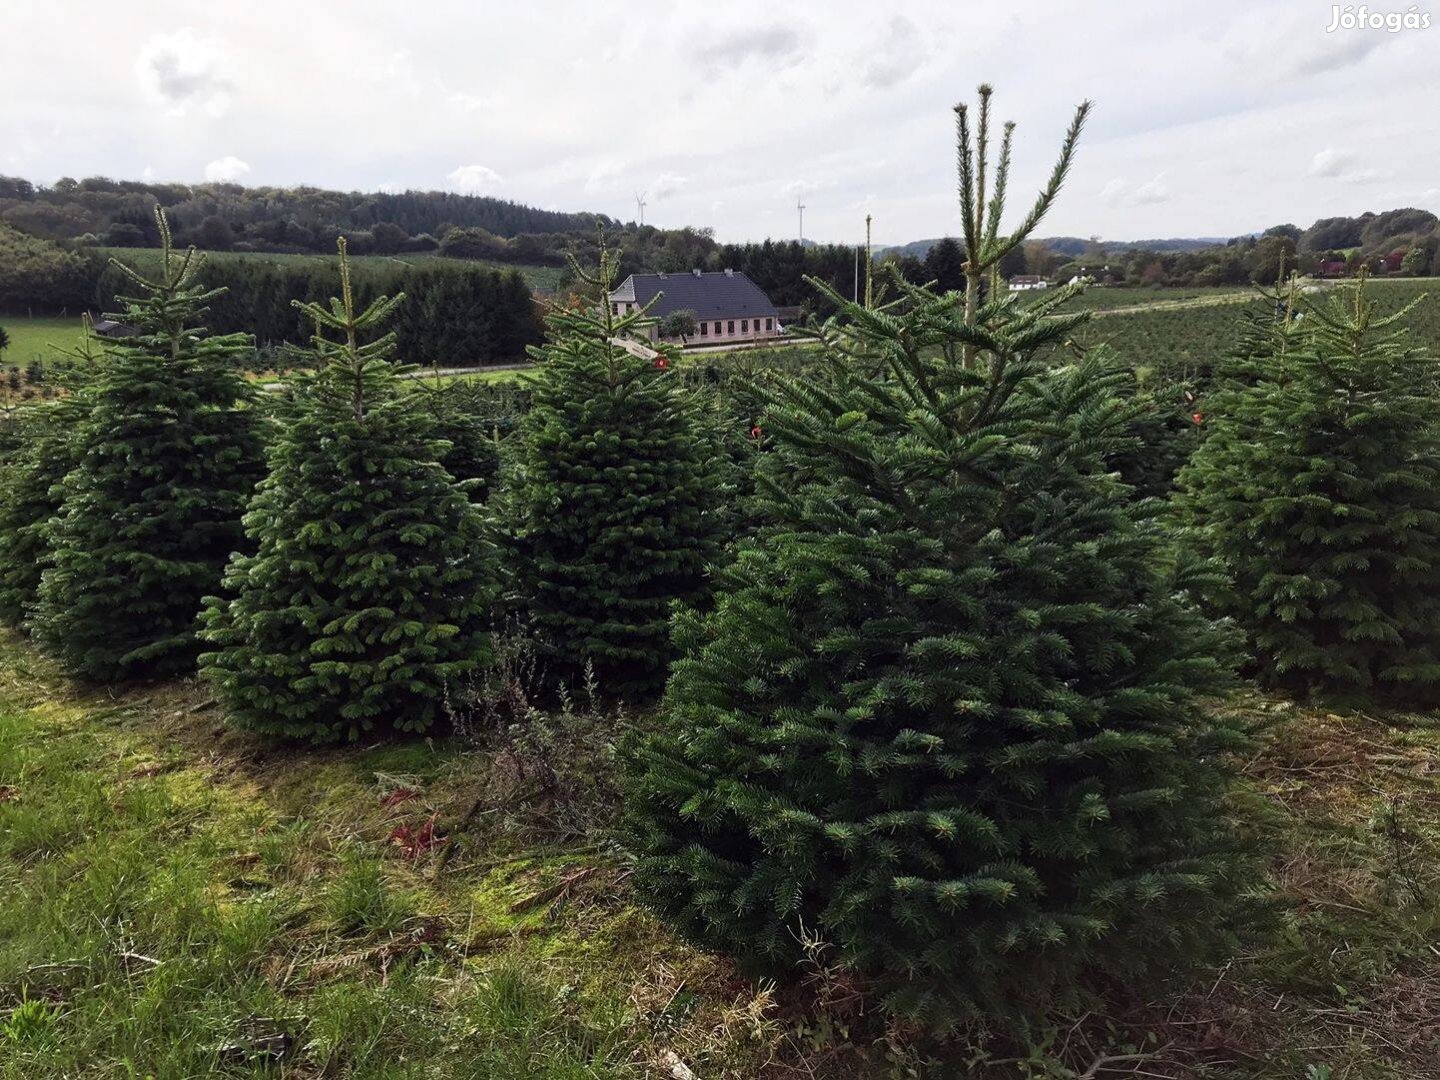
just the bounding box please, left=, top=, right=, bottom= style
left=0, top=174, right=616, bottom=257
left=884, top=206, right=1440, bottom=289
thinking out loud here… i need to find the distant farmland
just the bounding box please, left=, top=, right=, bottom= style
left=1046, top=277, right=1440, bottom=378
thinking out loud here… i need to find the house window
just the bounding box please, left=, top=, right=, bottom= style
left=727, top=320, right=735, bottom=334
left=699, top=321, right=708, bottom=336
left=741, top=319, right=749, bottom=333
left=765, top=317, right=773, bottom=331
left=611, top=302, right=619, bottom=315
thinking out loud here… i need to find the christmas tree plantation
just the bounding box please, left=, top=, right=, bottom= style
left=510, top=241, right=720, bottom=698
left=200, top=241, right=498, bottom=742
left=624, top=89, right=1261, bottom=1034
left=1178, top=276, right=1440, bottom=701
left=31, top=212, right=263, bottom=681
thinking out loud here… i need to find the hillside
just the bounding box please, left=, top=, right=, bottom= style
left=882, top=208, right=1439, bottom=273
left=0, top=175, right=616, bottom=251
left=880, top=235, right=1235, bottom=260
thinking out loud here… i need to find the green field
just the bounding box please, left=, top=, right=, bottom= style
left=99, top=247, right=566, bottom=291
left=0, top=317, right=88, bottom=370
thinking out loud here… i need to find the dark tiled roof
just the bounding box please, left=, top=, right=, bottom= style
left=91, top=319, right=140, bottom=337
left=612, top=271, right=777, bottom=321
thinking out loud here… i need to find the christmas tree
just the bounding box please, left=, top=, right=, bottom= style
left=422, top=377, right=521, bottom=505
left=0, top=318, right=100, bottom=628
left=509, top=240, right=721, bottom=698
left=32, top=212, right=263, bottom=680
left=623, top=88, right=1260, bottom=1034
left=1178, top=275, right=1440, bottom=701
left=200, top=239, right=498, bottom=742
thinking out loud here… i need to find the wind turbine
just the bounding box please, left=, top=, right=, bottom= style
left=796, top=195, right=806, bottom=244
left=634, top=190, right=648, bottom=227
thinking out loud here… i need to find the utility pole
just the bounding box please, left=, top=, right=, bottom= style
left=865, top=213, right=873, bottom=309
left=796, top=195, right=805, bottom=244
left=634, top=190, right=647, bottom=227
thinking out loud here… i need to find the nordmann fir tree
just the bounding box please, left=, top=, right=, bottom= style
left=510, top=239, right=720, bottom=698
left=200, top=239, right=498, bottom=742
left=0, top=317, right=101, bottom=628
left=1178, top=274, right=1440, bottom=702
left=32, top=212, right=263, bottom=680
left=623, top=87, right=1261, bottom=1035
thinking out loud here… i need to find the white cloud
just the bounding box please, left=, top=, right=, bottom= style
left=1132, top=175, right=1170, bottom=204
left=1100, top=175, right=1169, bottom=206
left=446, top=164, right=504, bottom=194
left=1308, top=147, right=1357, bottom=178
left=1308, top=147, right=1390, bottom=185
left=699, top=24, right=803, bottom=74
left=651, top=172, right=689, bottom=200
left=203, top=155, right=251, bottom=183
left=780, top=179, right=817, bottom=197
left=449, top=91, right=495, bottom=113
left=862, top=16, right=925, bottom=89
left=136, top=28, right=233, bottom=117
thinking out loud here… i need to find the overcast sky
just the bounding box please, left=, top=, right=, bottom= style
left=4, top=0, right=1437, bottom=245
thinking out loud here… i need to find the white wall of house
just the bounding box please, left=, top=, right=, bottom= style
left=687, top=314, right=779, bottom=343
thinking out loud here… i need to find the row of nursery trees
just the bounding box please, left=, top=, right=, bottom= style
left=4, top=87, right=1440, bottom=1039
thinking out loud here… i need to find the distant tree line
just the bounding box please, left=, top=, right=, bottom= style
left=0, top=223, right=102, bottom=313
left=888, top=208, right=1440, bottom=289
left=95, top=253, right=544, bottom=366
left=1, top=224, right=541, bottom=366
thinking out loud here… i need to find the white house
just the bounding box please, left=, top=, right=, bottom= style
left=608, top=269, right=781, bottom=343
left=1007, top=274, right=1049, bottom=291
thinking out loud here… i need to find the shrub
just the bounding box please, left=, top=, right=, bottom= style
left=1178, top=277, right=1440, bottom=701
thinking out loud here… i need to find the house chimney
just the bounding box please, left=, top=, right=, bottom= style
left=724, top=268, right=734, bottom=277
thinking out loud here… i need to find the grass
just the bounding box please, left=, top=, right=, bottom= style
left=440, top=366, right=531, bottom=385
left=0, top=316, right=88, bottom=370
left=3, top=629, right=1440, bottom=1077
left=0, top=635, right=783, bottom=1079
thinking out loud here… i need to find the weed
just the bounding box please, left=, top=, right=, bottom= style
left=326, top=849, right=415, bottom=935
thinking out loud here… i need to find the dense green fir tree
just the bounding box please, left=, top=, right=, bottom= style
left=1178, top=276, right=1440, bottom=701
left=510, top=240, right=721, bottom=698
left=0, top=320, right=100, bottom=627
left=623, top=88, right=1261, bottom=1034
left=1106, top=379, right=1204, bottom=500
left=31, top=212, right=263, bottom=680
left=200, top=240, right=498, bottom=742
left=422, top=377, right=523, bottom=504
